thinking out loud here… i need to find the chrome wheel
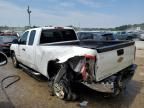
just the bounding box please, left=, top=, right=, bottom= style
left=54, top=83, right=65, bottom=99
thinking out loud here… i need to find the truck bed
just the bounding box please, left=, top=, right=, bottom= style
left=41, top=40, right=135, bottom=53
left=42, top=40, right=135, bottom=81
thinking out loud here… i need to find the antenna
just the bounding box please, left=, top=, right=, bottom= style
left=27, top=5, right=32, bottom=27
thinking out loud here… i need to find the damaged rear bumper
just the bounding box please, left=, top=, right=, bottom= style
left=82, top=64, right=137, bottom=93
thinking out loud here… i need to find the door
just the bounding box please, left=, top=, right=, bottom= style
left=25, top=30, right=36, bottom=69
left=18, top=31, right=29, bottom=65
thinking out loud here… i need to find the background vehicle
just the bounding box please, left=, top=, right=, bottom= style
left=114, top=31, right=138, bottom=40
left=11, top=27, right=136, bottom=100
left=0, top=33, right=18, bottom=56
left=77, top=31, right=116, bottom=41
left=139, top=33, right=144, bottom=41
left=0, top=52, right=7, bottom=66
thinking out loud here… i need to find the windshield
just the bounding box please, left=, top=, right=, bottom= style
left=0, top=36, right=18, bottom=44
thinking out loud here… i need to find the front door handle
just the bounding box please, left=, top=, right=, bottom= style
left=22, top=48, right=25, bottom=51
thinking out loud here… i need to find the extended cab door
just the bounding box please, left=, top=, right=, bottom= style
left=25, top=30, right=36, bottom=69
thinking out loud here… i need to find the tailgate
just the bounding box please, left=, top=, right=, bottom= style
left=95, top=43, right=135, bottom=81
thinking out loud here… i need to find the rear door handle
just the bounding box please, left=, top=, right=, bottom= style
left=22, top=48, right=25, bottom=51
left=117, top=49, right=124, bottom=56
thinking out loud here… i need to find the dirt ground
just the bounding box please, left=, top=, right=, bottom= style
left=0, top=49, right=144, bottom=108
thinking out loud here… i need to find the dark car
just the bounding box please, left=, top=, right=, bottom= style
left=77, top=31, right=116, bottom=41
left=0, top=33, right=18, bottom=56
left=101, top=33, right=117, bottom=40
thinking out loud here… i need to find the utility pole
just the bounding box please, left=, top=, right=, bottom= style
left=27, top=5, right=32, bottom=27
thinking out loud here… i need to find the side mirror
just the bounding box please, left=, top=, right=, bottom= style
left=12, top=39, right=19, bottom=44
left=0, top=52, right=8, bottom=66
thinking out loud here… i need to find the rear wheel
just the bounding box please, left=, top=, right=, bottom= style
left=51, top=77, right=77, bottom=100
left=53, top=79, right=76, bottom=100
left=49, top=64, right=77, bottom=101
left=11, top=53, right=19, bottom=68
left=53, top=80, right=68, bottom=99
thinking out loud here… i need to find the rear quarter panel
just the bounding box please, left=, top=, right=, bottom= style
left=34, top=46, right=97, bottom=78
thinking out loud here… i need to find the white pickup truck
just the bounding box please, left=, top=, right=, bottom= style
left=10, top=27, right=136, bottom=100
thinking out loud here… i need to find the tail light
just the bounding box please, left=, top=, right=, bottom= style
left=81, top=54, right=96, bottom=81
left=84, top=54, right=96, bottom=60
left=81, top=64, right=87, bottom=80
left=55, top=27, right=64, bottom=29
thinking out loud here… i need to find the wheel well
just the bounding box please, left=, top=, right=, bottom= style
left=47, top=60, right=60, bottom=78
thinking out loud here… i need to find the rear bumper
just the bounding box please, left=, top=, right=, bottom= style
left=126, top=64, right=137, bottom=76
left=83, top=64, right=137, bottom=93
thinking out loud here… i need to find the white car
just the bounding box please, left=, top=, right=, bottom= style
left=10, top=27, right=136, bottom=100
left=139, top=33, right=144, bottom=41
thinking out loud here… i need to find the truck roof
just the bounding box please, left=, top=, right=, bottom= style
left=28, top=26, right=74, bottom=31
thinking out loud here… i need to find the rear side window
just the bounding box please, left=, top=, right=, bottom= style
left=19, top=31, right=29, bottom=45
left=40, top=29, right=77, bottom=44
left=28, top=30, right=36, bottom=45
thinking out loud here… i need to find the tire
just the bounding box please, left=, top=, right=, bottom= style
left=53, top=79, right=69, bottom=100
left=11, top=52, right=19, bottom=68
left=53, top=79, right=76, bottom=101
left=50, top=64, right=77, bottom=101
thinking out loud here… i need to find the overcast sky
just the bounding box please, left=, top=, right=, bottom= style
left=0, top=0, right=144, bottom=28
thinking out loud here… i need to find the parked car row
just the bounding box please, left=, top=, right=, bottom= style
left=77, top=31, right=117, bottom=41
left=76, top=31, right=142, bottom=41
left=114, top=31, right=138, bottom=40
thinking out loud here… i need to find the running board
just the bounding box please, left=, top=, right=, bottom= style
left=19, top=64, right=41, bottom=76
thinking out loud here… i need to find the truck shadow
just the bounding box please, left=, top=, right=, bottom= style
left=72, top=80, right=143, bottom=108
left=0, top=102, right=15, bottom=108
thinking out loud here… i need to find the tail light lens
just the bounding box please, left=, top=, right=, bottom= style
left=81, top=54, right=96, bottom=82
left=84, top=54, right=96, bottom=60
left=134, top=46, right=136, bottom=60
left=55, top=27, right=64, bottom=29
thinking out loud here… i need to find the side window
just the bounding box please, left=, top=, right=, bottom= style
left=19, top=31, right=29, bottom=45
left=28, top=30, right=36, bottom=45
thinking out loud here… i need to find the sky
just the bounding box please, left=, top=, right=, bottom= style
left=0, top=0, right=144, bottom=28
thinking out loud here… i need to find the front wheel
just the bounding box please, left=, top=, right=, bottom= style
left=11, top=53, right=19, bottom=68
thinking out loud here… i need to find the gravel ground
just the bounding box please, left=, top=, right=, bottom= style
left=135, top=41, right=144, bottom=50
left=0, top=49, right=144, bottom=108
